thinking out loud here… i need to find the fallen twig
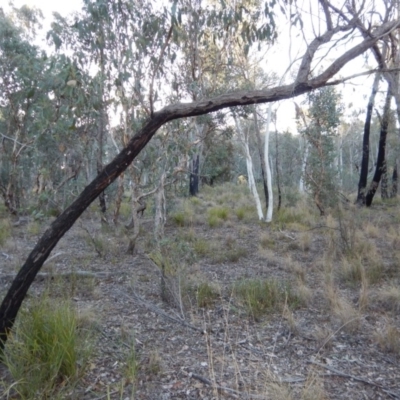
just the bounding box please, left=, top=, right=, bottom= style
left=309, top=360, right=400, bottom=399
left=43, top=251, right=66, bottom=266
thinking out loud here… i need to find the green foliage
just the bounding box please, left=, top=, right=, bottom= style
left=196, top=283, right=219, bottom=308
left=300, top=87, right=343, bottom=214
left=273, top=207, right=309, bottom=229
left=234, top=279, right=299, bottom=320
left=202, top=132, right=234, bottom=185
left=3, top=296, right=93, bottom=399
left=124, top=340, right=139, bottom=385
left=207, top=206, right=229, bottom=227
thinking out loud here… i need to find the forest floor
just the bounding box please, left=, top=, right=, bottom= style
left=1, top=184, right=400, bottom=399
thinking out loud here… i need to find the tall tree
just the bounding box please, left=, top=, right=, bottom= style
left=299, top=87, right=343, bottom=215
left=356, top=73, right=381, bottom=205
left=365, top=85, right=392, bottom=206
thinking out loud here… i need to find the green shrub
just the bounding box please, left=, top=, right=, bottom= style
left=3, top=296, right=93, bottom=399
left=193, top=239, right=211, bottom=256
left=0, top=218, right=11, bottom=245
left=207, top=207, right=229, bottom=227
left=208, top=207, right=229, bottom=220
left=171, top=211, right=186, bottom=227
left=196, top=283, right=219, bottom=308
left=235, top=207, right=246, bottom=220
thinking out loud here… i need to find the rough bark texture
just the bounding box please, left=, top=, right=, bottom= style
left=391, top=163, right=398, bottom=198
left=356, top=73, right=380, bottom=205
left=365, top=87, right=392, bottom=206
left=0, top=17, right=399, bottom=348
left=189, top=155, right=199, bottom=196
left=252, top=108, right=269, bottom=209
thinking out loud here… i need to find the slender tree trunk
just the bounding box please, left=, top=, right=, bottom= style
left=381, top=161, right=389, bottom=199
left=391, top=163, right=398, bottom=198
left=299, top=136, right=308, bottom=193
left=252, top=107, right=269, bottom=209
left=275, top=128, right=282, bottom=211
left=113, top=174, right=125, bottom=225
left=365, top=85, right=392, bottom=206
left=97, top=46, right=107, bottom=219
left=189, top=154, right=199, bottom=196
left=234, top=115, right=264, bottom=220
left=264, top=105, right=273, bottom=222
left=357, top=73, right=380, bottom=205
left=154, top=171, right=166, bottom=242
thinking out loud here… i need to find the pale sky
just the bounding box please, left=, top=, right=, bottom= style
left=9, top=0, right=83, bottom=19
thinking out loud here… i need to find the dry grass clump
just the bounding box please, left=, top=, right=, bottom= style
left=313, top=325, right=334, bottom=351
left=285, top=257, right=306, bottom=281
left=193, top=235, right=247, bottom=263
left=273, top=206, right=312, bottom=230
left=387, top=226, right=400, bottom=248
left=295, top=279, right=313, bottom=306
left=0, top=217, right=12, bottom=245
left=363, top=221, right=380, bottom=238
left=262, top=372, right=293, bottom=400
left=325, top=284, right=361, bottom=333
left=375, top=323, right=400, bottom=355
left=170, top=200, right=196, bottom=227
left=377, top=285, right=400, bottom=312
left=301, top=371, right=329, bottom=400
left=298, top=231, right=312, bottom=251
left=259, top=232, right=276, bottom=249
left=339, top=251, right=383, bottom=286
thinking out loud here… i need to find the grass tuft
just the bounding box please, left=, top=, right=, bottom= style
left=233, top=278, right=299, bottom=320
left=3, top=295, right=93, bottom=399
left=196, top=282, right=219, bottom=308
left=376, top=324, right=400, bottom=355
left=0, top=218, right=11, bottom=245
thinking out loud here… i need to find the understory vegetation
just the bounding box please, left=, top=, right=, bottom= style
left=1, top=183, right=399, bottom=399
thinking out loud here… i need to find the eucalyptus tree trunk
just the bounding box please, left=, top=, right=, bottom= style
left=154, top=171, right=167, bottom=242
left=97, top=45, right=107, bottom=220
left=252, top=107, right=269, bottom=209
left=299, top=136, right=308, bottom=193
left=391, top=163, right=398, bottom=197
left=356, top=73, right=380, bottom=205
left=189, top=154, right=200, bottom=196
left=234, top=115, right=264, bottom=220
left=365, top=85, right=392, bottom=206
left=264, top=105, right=273, bottom=222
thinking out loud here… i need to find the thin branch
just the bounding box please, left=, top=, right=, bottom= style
left=309, top=360, right=400, bottom=399
left=0, top=133, right=33, bottom=148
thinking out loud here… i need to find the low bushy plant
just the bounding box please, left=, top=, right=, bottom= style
left=3, top=296, right=93, bottom=399
left=233, top=279, right=299, bottom=320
